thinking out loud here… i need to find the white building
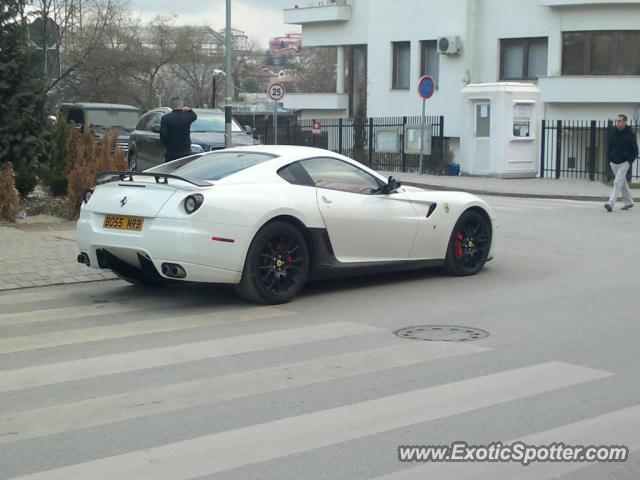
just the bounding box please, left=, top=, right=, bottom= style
left=283, top=0, right=640, bottom=138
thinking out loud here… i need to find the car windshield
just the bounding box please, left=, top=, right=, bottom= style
left=85, top=109, right=140, bottom=133
left=191, top=113, right=243, bottom=133
left=146, top=151, right=277, bottom=181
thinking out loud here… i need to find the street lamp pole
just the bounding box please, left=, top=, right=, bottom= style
left=224, top=0, right=233, bottom=148
left=212, top=77, right=216, bottom=109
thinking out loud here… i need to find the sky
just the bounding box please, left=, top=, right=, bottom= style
left=129, top=0, right=302, bottom=48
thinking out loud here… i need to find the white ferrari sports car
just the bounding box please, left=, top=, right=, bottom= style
left=76, top=145, right=496, bottom=304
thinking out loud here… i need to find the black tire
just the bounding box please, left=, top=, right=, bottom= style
left=444, top=210, right=491, bottom=276
left=235, top=221, right=309, bottom=304
left=113, top=269, right=166, bottom=287
left=128, top=150, right=138, bottom=171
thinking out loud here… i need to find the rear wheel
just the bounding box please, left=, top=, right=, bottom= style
left=235, top=221, right=309, bottom=304
left=445, top=210, right=491, bottom=276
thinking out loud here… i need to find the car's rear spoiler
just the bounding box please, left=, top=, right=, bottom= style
left=97, top=171, right=212, bottom=187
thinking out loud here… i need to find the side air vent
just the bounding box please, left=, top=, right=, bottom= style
left=426, top=203, right=437, bottom=218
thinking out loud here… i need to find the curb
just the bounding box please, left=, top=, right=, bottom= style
left=401, top=181, right=640, bottom=203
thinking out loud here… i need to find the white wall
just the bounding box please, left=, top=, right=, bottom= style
left=290, top=0, right=640, bottom=133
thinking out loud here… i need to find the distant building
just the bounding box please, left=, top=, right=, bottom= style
left=269, top=33, right=302, bottom=55
left=135, top=26, right=249, bottom=54
left=217, top=28, right=250, bottom=52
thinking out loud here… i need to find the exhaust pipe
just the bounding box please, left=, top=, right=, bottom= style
left=161, top=263, right=186, bottom=279
left=77, top=252, right=90, bottom=266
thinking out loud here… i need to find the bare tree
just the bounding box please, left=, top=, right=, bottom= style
left=29, top=0, right=115, bottom=94
left=169, top=27, right=223, bottom=108
left=292, top=47, right=337, bottom=93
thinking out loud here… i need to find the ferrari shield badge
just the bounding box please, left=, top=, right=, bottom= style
left=444, top=203, right=450, bottom=214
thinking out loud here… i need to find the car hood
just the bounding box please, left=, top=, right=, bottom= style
left=190, top=131, right=254, bottom=148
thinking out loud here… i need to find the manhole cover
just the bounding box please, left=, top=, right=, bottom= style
left=394, top=325, right=489, bottom=342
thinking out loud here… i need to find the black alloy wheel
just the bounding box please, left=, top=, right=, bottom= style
left=445, top=210, right=491, bottom=276
left=235, top=221, right=309, bottom=304
left=128, top=151, right=138, bottom=171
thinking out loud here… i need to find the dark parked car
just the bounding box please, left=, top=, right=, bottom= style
left=127, top=108, right=256, bottom=171
left=60, top=102, right=140, bottom=153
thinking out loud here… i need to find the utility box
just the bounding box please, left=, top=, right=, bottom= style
left=460, top=83, right=540, bottom=178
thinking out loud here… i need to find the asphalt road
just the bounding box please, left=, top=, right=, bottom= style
left=0, top=196, right=639, bottom=480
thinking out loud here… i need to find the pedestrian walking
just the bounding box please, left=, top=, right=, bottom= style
left=160, top=97, right=197, bottom=163
left=605, top=114, right=638, bottom=212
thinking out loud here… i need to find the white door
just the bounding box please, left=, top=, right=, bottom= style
left=300, top=158, right=418, bottom=263
left=473, top=102, right=491, bottom=174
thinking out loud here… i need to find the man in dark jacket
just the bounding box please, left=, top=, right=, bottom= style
left=160, top=97, right=197, bottom=162
left=605, top=114, right=638, bottom=212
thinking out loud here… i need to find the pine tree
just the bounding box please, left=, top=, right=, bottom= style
left=0, top=0, right=50, bottom=196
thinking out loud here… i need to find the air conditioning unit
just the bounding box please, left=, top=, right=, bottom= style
left=437, top=36, right=461, bottom=55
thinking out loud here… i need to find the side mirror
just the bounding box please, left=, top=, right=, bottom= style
left=151, top=124, right=161, bottom=134
left=383, top=176, right=402, bottom=194
left=244, top=125, right=254, bottom=135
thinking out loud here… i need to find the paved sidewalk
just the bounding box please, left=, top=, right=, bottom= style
left=0, top=173, right=635, bottom=292
left=0, top=223, right=115, bottom=291
left=381, top=171, right=640, bottom=202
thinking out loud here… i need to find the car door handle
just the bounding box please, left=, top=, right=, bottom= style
left=321, top=195, right=333, bottom=204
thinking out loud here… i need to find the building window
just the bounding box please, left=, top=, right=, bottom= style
left=500, top=38, right=548, bottom=80
left=392, top=41, right=410, bottom=89
left=562, top=31, right=640, bottom=75
left=420, top=40, right=439, bottom=87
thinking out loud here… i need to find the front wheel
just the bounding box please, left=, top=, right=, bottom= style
left=128, top=151, right=138, bottom=171
left=235, top=221, right=309, bottom=304
left=445, top=210, right=491, bottom=276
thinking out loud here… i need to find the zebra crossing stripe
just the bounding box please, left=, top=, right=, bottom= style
left=7, top=362, right=611, bottom=480
left=0, top=302, right=195, bottom=327
left=0, top=322, right=384, bottom=393
left=0, top=342, right=490, bottom=444
left=0, top=306, right=291, bottom=354
left=375, top=404, right=640, bottom=479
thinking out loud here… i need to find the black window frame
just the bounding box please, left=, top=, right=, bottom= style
left=562, top=30, right=640, bottom=75
left=277, top=162, right=315, bottom=187
left=500, top=37, right=548, bottom=80
left=392, top=41, right=411, bottom=90
left=419, top=40, right=439, bottom=88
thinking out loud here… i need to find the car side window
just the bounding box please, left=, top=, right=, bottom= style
left=150, top=113, right=163, bottom=129
left=136, top=113, right=153, bottom=131
left=299, top=157, right=383, bottom=194
left=67, top=108, right=84, bottom=126
left=277, top=162, right=315, bottom=187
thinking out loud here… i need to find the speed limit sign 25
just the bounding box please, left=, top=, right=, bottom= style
left=268, top=82, right=285, bottom=101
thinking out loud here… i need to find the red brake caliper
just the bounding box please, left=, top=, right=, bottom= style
left=454, top=232, right=464, bottom=258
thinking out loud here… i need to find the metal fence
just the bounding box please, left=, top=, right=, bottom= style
left=540, top=120, right=640, bottom=181
left=255, top=115, right=447, bottom=174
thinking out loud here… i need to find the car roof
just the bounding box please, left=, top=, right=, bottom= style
left=61, top=103, right=139, bottom=111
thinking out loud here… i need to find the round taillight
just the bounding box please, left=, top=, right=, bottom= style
left=184, top=194, right=204, bottom=214
left=84, top=189, right=94, bottom=204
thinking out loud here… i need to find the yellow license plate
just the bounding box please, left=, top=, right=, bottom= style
left=103, top=215, right=144, bottom=231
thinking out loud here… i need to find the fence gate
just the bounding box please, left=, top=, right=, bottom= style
left=540, top=120, right=639, bottom=181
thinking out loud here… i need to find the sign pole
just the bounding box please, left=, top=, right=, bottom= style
left=267, top=82, right=285, bottom=145
left=419, top=98, right=426, bottom=173
left=274, top=100, right=278, bottom=145
left=416, top=75, right=435, bottom=174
